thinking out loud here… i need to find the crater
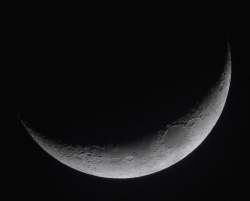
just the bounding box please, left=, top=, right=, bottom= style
left=164, top=126, right=188, bottom=149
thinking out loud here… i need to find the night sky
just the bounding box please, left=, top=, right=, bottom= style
left=5, top=14, right=249, bottom=201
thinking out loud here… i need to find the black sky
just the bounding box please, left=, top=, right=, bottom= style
left=5, top=12, right=250, bottom=201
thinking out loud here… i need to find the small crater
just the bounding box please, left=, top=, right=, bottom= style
left=126, top=156, right=134, bottom=161
left=75, top=155, right=82, bottom=160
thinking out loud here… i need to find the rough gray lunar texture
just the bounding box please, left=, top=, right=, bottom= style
left=22, top=46, right=231, bottom=179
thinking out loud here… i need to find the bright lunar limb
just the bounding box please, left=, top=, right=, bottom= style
left=22, top=45, right=231, bottom=179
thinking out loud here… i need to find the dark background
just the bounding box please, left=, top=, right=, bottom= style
left=5, top=9, right=249, bottom=201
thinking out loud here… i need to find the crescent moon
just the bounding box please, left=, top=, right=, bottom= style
left=21, top=45, right=231, bottom=179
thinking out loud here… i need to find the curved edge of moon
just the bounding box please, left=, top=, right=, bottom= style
left=21, top=45, right=231, bottom=179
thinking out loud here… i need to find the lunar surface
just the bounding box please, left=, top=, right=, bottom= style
left=22, top=45, right=231, bottom=179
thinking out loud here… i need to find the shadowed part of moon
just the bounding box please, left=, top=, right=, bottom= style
left=21, top=44, right=231, bottom=179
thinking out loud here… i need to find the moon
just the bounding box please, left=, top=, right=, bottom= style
left=21, top=45, right=231, bottom=179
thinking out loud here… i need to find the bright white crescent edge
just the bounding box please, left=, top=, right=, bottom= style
left=22, top=45, right=231, bottom=179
